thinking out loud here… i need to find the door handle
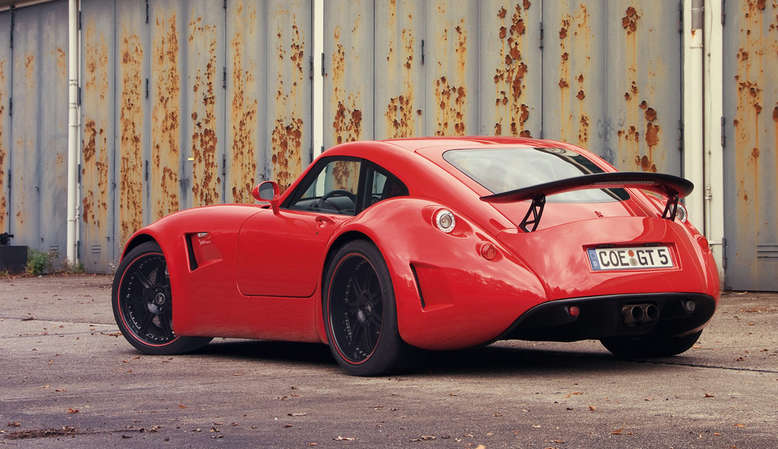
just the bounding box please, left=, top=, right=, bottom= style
left=315, top=216, right=334, bottom=227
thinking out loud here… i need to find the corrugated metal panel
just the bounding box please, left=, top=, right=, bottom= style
left=324, top=0, right=373, bottom=148
left=543, top=1, right=603, bottom=149
left=11, top=1, right=68, bottom=260
left=81, top=0, right=115, bottom=271
left=723, top=0, right=778, bottom=290
left=149, top=0, right=183, bottom=221
left=374, top=0, right=424, bottom=139
left=267, top=0, right=311, bottom=191
left=115, top=0, right=147, bottom=249
left=479, top=0, right=542, bottom=137
left=183, top=0, right=226, bottom=208
left=225, top=0, right=263, bottom=204
left=543, top=1, right=682, bottom=173
left=0, top=12, right=9, bottom=234
left=425, top=0, right=478, bottom=136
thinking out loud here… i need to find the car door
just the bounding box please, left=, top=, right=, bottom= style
left=236, top=157, right=364, bottom=297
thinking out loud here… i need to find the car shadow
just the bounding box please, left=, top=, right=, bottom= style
left=196, top=339, right=667, bottom=377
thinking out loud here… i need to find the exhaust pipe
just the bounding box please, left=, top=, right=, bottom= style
left=622, top=304, right=660, bottom=326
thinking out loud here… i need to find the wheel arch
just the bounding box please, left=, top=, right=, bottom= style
left=121, top=233, right=158, bottom=259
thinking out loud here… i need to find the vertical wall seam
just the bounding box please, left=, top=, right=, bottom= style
left=7, top=7, right=15, bottom=235
left=110, top=0, right=118, bottom=263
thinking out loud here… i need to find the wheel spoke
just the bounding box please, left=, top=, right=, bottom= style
left=138, top=309, right=154, bottom=334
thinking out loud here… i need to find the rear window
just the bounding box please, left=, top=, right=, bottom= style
left=442, top=147, right=629, bottom=203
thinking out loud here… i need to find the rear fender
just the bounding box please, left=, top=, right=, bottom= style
left=321, top=198, right=547, bottom=350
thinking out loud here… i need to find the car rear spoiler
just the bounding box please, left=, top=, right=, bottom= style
left=479, top=172, right=694, bottom=232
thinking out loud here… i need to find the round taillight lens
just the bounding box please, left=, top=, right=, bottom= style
left=480, top=243, right=498, bottom=260
left=676, top=203, right=688, bottom=223
left=434, top=209, right=456, bottom=233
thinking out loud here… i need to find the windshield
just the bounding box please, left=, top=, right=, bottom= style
left=443, top=147, right=629, bottom=203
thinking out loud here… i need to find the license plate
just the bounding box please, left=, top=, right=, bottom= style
left=587, top=246, right=673, bottom=271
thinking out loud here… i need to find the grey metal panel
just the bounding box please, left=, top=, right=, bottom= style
left=81, top=0, right=116, bottom=271
left=266, top=0, right=312, bottom=191
left=543, top=1, right=681, bottom=174
left=424, top=0, right=479, bottom=136
left=605, top=1, right=682, bottom=174
left=374, top=0, right=425, bottom=139
left=11, top=0, right=69, bottom=262
left=182, top=0, right=226, bottom=209
left=115, top=0, right=148, bottom=251
left=323, top=0, right=374, bottom=148
left=225, top=0, right=266, bottom=204
left=723, top=0, right=778, bottom=290
left=478, top=0, right=542, bottom=137
left=0, top=12, right=9, bottom=234
left=542, top=0, right=606, bottom=150
left=148, top=0, right=185, bottom=222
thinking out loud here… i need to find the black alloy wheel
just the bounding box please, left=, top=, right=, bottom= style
left=112, top=241, right=211, bottom=355
left=324, top=240, right=409, bottom=376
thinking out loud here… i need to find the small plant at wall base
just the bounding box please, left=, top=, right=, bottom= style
left=26, top=249, right=52, bottom=276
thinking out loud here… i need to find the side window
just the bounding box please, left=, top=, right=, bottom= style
left=367, top=166, right=408, bottom=206
left=288, top=159, right=361, bottom=215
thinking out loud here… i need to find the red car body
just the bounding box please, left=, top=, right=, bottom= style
left=119, top=137, right=719, bottom=354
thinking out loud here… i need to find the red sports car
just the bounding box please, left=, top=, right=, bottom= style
left=112, top=137, right=719, bottom=375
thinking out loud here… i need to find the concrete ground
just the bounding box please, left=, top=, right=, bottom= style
left=0, top=274, right=776, bottom=448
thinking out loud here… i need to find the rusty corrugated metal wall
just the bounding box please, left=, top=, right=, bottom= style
left=78, top=0, right=312, bottom=271
left=1, top=0, right=775, bottom=286
left=5, top=1, right=69, bottom=261
left=0, top=12, right=9, bottom=237
left=723, top=0, right=778, bottom=291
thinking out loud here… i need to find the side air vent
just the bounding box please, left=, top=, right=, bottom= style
left=185, top=234, right=199, bottom=271
left=409, top=264, right=425, bottom=309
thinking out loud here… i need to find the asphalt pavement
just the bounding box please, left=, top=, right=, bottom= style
left=1, top=274, right=776, bottom=448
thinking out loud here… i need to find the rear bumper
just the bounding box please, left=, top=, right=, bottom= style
left=500, top=292, right=716, bottom=342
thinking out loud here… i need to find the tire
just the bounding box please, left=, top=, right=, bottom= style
left=323, top=240, right=409, bottom=376
left=112, top=241, right=211, bottom=355
left=600, top=330, right=702, bottom=358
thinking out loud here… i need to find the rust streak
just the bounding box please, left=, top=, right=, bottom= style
left=230, top=1, right=258, bottom=203
left=119, top=31, right=144, bottom=245
left=189, top=18, right=220, bottom=207
left=385, top=0, right=417, bottom=138
left=81, top=22, right=110, bottom=230
left=493, top=2, right=531, bottom=136
left=270, top=16, right=305, bottom=191
left=151, top=13, right=181, bottom=220
left=331, top=25, right=363, bottom=145
left=0, top=59, right=6, bottom=231
left=330, top=24, right=361, bottom=189
left=434, top=14, right=467, bottom=136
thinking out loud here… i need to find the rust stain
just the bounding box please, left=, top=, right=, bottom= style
left=622, top=6, right=640, bottom=34
left=732, top=0, right=770, bottom=266
left=493, top=2, right=531, bottom=136
left=151, top=13, right=181, bottom=220
left=0, top=59, right=6, bottom=232
left=270, top=16, right=305, bottom=191
left=384, top=0, right=417, bottom=138
left=119, top=31, right=144, bottom=245
left=558, top=4, right=590, bottom=145
left=81, top=22, right=110, bottom=231
left=331, top=25, right=363, bottom=145
left=229, top=1, right=259, bottom=203
left=330, top=23, right=361, bottom=189
left=24, top=54, right=35, bottom=87
left=189, top=17, right=220, bottom=207
left=434, top=14, right=468, bottom=136
left=615, top=5, right=660, bottom=172
left=55, top=48, right=67, bottom=80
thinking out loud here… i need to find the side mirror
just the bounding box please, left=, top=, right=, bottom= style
left=252, top=181, right=280, bottom=214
